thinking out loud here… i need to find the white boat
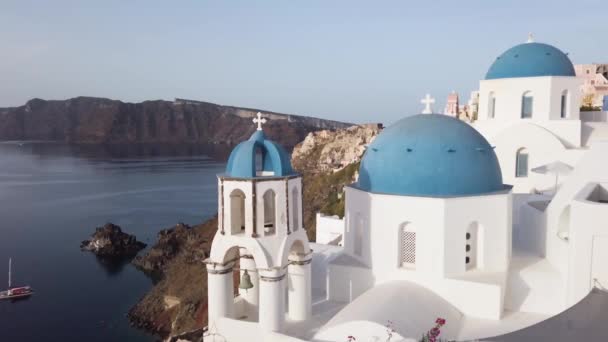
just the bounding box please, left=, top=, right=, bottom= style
left=0, top=258, right=33, bottom=300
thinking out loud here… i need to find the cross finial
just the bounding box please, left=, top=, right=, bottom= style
left=253, top=112, right=267, bottom=131
left=527, top=32, right=534, bottom=43
left=421, top=94, right=435, bottom=114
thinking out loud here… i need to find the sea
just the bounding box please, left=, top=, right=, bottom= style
left=0, top=142, right=225, bottom=342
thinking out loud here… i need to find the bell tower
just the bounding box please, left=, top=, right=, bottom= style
left=206, top=113, right=312, bottom=333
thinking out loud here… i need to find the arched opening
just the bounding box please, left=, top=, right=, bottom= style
left=561, top=90, right=569, bottom=118
left=292, top=187, right=299, bottom=232
left=228, top=246, right=261, bottom=322
left=230, top=189, right=246, bottom=235
left=255, top=146, right=264, bottom=174
left=399, top=222, right=416, bottom=269
left=488, top=92, right=496, bottom=118
left=557, top=205, right=571, bottom=241
left=262, top=189, right=276, bottom=235
left=286, top=240, right=310, bottom=321
left=516, top=148, right=529, bottom=178
left=466, top=222, right=483, bottom=270
left=521, top=91, right=533, bottom=118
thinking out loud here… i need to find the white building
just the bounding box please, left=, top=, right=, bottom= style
left=205, top=38, right=608, bottom=342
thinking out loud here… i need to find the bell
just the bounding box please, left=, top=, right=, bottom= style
left=239, top=269, right=254, bottom=291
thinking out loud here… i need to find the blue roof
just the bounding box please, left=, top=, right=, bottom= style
left=225, top=130, right=295, bottom=178
left=485, top=42, right=575, bottom=80
left=357, top=114, right=504, bottom=197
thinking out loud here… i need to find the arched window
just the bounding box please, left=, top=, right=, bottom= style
left=255, top=147, right=264, bottom=173
left=488, top=92, right=496, bottom=119
left=291, top=187, right=299, bottom=232
left=561, top=90, right=569, bottom=118
left=521, top=91, right=533, bottom=118
left=230, top=189, right=246, bottom=235
left=516, top=148, right=529, bottom=178
left=399, top=223, right=416, bottom=269
left=262, top=189, right=276, bottom=235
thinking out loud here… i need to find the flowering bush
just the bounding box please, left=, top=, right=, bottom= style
left=420, top=317, right=446, bottom=342
left=344, top=318, right=449, bottom=342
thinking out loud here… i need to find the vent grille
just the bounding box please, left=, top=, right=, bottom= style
left=400, top=231, right=416, bottom=267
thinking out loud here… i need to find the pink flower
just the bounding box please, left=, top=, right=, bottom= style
left=430, top=327, right=441, bottom=337
left=347, top=336, right=356, bottom=342
left=435, top=317, right=446, bottom=326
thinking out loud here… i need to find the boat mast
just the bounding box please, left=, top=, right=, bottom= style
left=8, top=258, right=11, bottom=289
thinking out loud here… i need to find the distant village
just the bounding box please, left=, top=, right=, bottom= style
left=444, top=63, right=608, bottom=122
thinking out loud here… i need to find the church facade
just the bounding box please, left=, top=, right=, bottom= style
left=205, top=38, right=608, bottom=341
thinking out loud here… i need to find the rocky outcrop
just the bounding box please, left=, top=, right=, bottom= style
left=291, top=124, right=382, bottom=239
left=292, top=123, right=382, bottom=173
left=132, top=222, right=205, bottom=274
left=0, top=97, right=350, bottom=158
left=128, top=218, right=218, bottom=338
left=80, top=223, right=146, bottom=258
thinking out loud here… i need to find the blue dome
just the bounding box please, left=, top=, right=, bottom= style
left=485, top=42, right=575, bottom=80
left=225, top=130, right=295, bottom=178
left=357, top=114, right=504, bottom=197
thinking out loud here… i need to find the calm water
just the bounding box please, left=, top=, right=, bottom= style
left=0, top=142, right=224, bottom=341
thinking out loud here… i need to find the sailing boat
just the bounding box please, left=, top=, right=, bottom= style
left=0, top=258, right=33, bottom=300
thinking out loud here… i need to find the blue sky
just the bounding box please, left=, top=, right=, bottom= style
left=0, top=0, right=606, bottom=124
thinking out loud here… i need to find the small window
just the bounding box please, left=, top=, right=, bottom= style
left=488, top=92, right=496, bottom=119
left=561, top=90, right=568, bottom=118
left=521, top=92, right=533, bottom=118
left=516, top=148, right=529, bottom=178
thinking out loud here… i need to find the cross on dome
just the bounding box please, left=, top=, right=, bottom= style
left=253, top=112, right=267, bottom=131
left=421, top=94, right=435, bottom=114
left=527, top=32, right=534, bottom=43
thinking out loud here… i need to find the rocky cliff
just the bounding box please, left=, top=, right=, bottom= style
left=292, top=124, right=382, bottom=239
left=0, top=97, right=350, bottom=157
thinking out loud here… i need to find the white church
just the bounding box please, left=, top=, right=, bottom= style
left=203, top=37, right=608, bottom=341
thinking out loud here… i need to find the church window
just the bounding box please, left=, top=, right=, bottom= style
left=230, top=189, right=246, bottom=235
left=516, top=148, right=529, bottom=178
left=488, top=92, right=496, bottom=118
left=399, top=223, right=416, bottom=268
left=262, top=189, right=276, bottom=235
left=561, top=90, right=568, bottom=118
left=521, top=91, right=533, bottom=118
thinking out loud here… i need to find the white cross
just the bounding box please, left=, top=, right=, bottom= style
left=253, top=112, right=267, bottom=131
left=421, top=94, right=435, bottom=114
left=527, top=32, right=534, bottom=43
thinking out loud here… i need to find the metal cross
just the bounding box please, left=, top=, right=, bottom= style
left=421, top=94, right=435, bottom=114
left=253, top=112, right=267, bottom=131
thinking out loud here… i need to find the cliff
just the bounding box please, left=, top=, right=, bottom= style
left=0, top=97, right=350, bottom=157
left=292, top=124, right=382, bottom=239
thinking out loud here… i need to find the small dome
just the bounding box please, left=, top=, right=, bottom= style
left=485, top=42, right=575, bottom=80
left=225, top=130, right=295, bottom=178
left=357, top=114, right=504, bottom=197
